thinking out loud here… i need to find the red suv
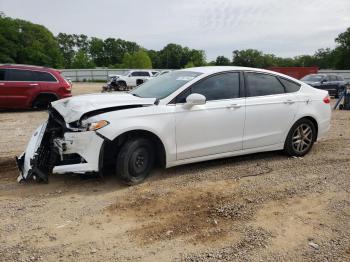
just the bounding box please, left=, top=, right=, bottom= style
left=0, top=64, right=72, bottom=109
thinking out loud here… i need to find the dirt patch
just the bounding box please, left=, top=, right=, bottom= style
left=0, top=96, right=349, bottom=261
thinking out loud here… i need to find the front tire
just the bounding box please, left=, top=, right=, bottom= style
left=284, top=119, right=316, bottom=157
left=117, top=81, right=127, bottom=91
left=116, top=137, right=155, bottom=185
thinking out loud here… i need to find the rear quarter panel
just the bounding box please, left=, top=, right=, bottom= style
left=294, top=84, right=331, bottom=140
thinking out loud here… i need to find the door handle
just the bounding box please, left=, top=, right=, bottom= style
left=29, top=83, right=39, bottom=86
left=227, top=104, right=242, bottom=109
left=284, top=99, right=295, bottom=104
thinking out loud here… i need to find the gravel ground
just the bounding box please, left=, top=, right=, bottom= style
left=0, top=83, right=349, bottom=261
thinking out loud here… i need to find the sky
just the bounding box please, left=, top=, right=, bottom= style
left=1, top=0, right=349, bottom=61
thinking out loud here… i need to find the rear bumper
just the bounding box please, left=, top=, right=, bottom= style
left=318, top=118, right=331, bottom=139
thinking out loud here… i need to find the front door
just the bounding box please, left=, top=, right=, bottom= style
left=174, top=72, right=245, bottom=160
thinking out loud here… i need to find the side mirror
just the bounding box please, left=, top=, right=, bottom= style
left=186, top=93, right=206, bottom=106
left=321, top=79, right=327, bottom=84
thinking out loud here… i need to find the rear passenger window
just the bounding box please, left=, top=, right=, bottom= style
left=6, top=69, right=36, bottom=81
left=279, top=78, right=301, bottom=93
left=131, top=71, right=148, bottom=77
left=337, top=76, right=344, bottom=81
left=246, top=73, right=285, bottom=97
left=330, top=75, right=337, bottom=81
left=0, top=69, right=5, bottom=81
left=36, top=71, right=56, bottom=82
left=140, top=72, right=150, bottom=77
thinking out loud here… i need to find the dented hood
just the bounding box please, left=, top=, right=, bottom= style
left=51, top=93, right=156, bottom=123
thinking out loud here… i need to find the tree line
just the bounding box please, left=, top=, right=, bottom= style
left=0, top=13, right=349, bottom=69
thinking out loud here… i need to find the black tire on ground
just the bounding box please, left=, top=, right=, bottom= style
left=284, top=118, right=316, bottom=157
left=117, top=81, right=127, bottom=91
left=32, top=95, right=57, bottom=109
left=136, top=79, right=144, bottom=86
left=116, top=137, right=155, bottom=185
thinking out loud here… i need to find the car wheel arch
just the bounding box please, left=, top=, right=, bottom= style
left=99, top=129, right=167, bottom=175
left=31, top=93, right=59, bottom=108
left=289, top=116, right=319, bottom=142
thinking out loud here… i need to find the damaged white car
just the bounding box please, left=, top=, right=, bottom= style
left=17, top=67, right=331, bottom=185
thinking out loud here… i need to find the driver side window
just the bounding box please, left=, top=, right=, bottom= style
left=176, top=72, right=240, bottom=103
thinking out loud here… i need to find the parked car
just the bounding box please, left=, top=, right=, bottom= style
left=301, top=73, right=346, bottom=98
left=113, top=70, right=155, bottom=90
left=0, top=64, right=72, bottom=109
left=17, top=67, right=331, bottom=185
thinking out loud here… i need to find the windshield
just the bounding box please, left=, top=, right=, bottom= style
left=301, top=74, right=325, bottom=82
left=130, top=71, right=202, bottom=99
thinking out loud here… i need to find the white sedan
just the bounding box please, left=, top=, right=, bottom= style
left=17, top=67, right=331, bottom=185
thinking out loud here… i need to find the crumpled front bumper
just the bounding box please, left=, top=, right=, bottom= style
left=17, top=122, right=48, bottom=182
left=16, top=120, right=105, bottom=183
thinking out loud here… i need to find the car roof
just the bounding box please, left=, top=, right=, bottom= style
left=180, top=66, right=302, bottom=82
left=0, top=64, right=56, bottom=72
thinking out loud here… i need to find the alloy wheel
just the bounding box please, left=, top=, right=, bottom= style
left=292, top=123, right=313, bottom=153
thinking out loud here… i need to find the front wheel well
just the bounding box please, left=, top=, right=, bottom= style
left=99, top=130, right=166, bottom=175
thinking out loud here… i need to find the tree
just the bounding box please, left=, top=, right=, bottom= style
left=184, top=61, right=195, bottom=68
left=122, top=50, right=152, bottom=69
left=89, top=37, right=106, bottom=67
left=189, top=49, right=206, bottom=66
left=215, top=56, right=231, bottom=66
left=147, top=50, right=161, bottom=68
left=56, top=33, right=76, bottom=68
left=159, top=43, right=184, bottom=69
left=71, top=49, right=95, bottom=68
left=0, top=15, right=64, bottom=67
left=334, top=27, right=350, bottom=69
left=232, top=49, right=266, bottom=68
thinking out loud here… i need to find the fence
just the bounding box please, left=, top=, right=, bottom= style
left=61, top=69, right=161, bottom=82
left=61, top=68, right=350, bottom=82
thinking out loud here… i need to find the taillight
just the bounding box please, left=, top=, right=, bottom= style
left=323, top=95, right=330, bottom=104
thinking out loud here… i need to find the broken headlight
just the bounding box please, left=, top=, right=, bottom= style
left=87, top=120, right=109, bottom=131
left=74, top=120, right=109, bottom=132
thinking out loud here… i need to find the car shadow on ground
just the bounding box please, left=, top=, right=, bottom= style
left=0, top=108, right=48, bottom=114
left=0, top=150, right=286, bottom=197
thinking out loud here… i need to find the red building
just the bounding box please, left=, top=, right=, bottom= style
left=268, top=67, right=319, bottom=80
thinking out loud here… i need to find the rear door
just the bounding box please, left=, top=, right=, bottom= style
left=243, top=72, right=299, bottom=149
left=0, top=69, right=38, bottom=108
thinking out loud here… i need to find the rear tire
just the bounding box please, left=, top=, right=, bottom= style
left=284, top=118, right=316, bottom=157
left=116, top=137, right=155, bottom=185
